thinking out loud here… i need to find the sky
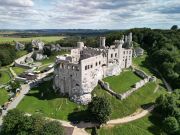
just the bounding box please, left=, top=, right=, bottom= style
left=0, top=0, right=179, bottom=29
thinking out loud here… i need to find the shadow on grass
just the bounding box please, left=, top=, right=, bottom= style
left=141, top=102, right=154, bottom=109
left=68, top=110, right=94, bottom=123
left=25, top=81, right=69, bottom=100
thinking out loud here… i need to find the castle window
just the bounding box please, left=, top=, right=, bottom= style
left=115, top=53, right=117, bottom=57
left=91, top=65, right=93, bottom=68
left=129, top=51, right=131, bottom=54
left=60, top=64, right=62, bottom=68
left=123, top=51, right=125, bottom=54
left=85, top=66, right=88, bottom=70
left=96, top=62, right=98, bottom=66
left=99, top=61, right=101, bottom=65
left=88, top=65, right=90, bottom=69
left=111, top=54, right=113, bottom=58
left=67, top=65, right=70, bottom=69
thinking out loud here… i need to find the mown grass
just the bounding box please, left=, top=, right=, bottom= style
left=93, top=82, right=166, bottom=119
left=12, top=67, right=27, bottom=76
left=17, top=81, right=86, bottom=121
left=0, top=70, right=11, bottom=85
left=0, top=36, right=65, bottom=44
left=98, top=113, right=164, bottom=135
left=0, top=88, right=9, bottom=106
left=103, top=70, right=141, bottom=93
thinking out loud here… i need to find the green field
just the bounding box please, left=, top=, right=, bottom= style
left=133, top=53, right=153, bottom=75
left=12, top=67, right=27, bottom=76
left=17, top=81, right=86, bottom=121
left=103, top=70, right=141, bottom=93
left=0, top=36, right=65, bottom=44
left=0, top=69, right=11, bottom=85
left=0, top=88, right=9, bottom=106
left=93, top=82, right=166, bottom=119
left=98, top=113, right=164, bottom=135
left=16, top=50, right=28, bottom=58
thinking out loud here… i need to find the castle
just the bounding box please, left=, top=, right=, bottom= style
left=53, top=33, right=133, bottom=104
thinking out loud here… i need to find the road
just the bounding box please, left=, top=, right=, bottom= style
left=0, top=68, right=54, bottom=127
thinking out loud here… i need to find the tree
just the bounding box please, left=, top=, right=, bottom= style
left=163, top=117, right=179, bottom=134
left=9, top=81, right=21, bottom=93
left=31, top=114, right=45, bottom=135
left=1, top=109, right=25, bottom=135
left=40, top=121, right=64, bottom=135
left=88, top=97, right=111, bottom=124
left=171, top=25, right=178, bottom=30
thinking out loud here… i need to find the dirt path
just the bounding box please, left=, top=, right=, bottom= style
left=107, top=105, right=155, bottom=125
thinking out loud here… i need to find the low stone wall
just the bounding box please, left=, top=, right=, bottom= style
left=14, top=52, right=34, bottom=69
left=134, top=69, right=148, bottom=79
left=121, top=78, right=149, bottom=100
left=99, top=75, right=156, bottom=100
left=98, top=80, right=122, bottom=100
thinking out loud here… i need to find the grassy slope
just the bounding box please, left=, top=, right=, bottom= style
left=93, top=82, right=166, bottom=119
left=0, top=88, right=9, bottom=106
left=16, top=50, right=28, bottom=58
left=0, top=36, right=65, bottom=44
left=103, top=70, right=141, bottom=93
left=17, top=81, right=86, bottom=121
left=0, top=70, right=11, bottom=85
left=133, top=53, right=153, bottom=75
left=12, top=67, right=27, bottom=76
left=99, top=113, right=163, bottom=135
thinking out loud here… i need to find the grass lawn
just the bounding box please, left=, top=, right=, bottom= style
left=93, top=82, right=166, bottom=119
left=103, top=70, right=141, bottom=93
left=16, top=50, right=28, bottom=58
left=12, top=67, right=27, bottom=75
left=40, top=50, right=69, bottom=65
left=0, top=70, right=11, bottom=85
left=36, top=64, right=52, bottom=72
left=0, top=36, right=65, bottom=44
left=17, top=81, right=86, bottom=121
left=0, top=88, right=9, bottom=106
left=98, top=113, right=164, bottom=135
left=133, top=53, right=153, bottom=76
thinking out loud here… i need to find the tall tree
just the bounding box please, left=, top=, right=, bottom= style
left=88, top=97, right=111, bottom=124
left=40, top=121, right=64, bottom=135
left=171, top=25, right=178, bottom=30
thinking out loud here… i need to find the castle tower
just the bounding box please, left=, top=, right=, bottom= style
left=77, top=42, right=84, bottom=50
left=100, top=37, right=106, bottom=48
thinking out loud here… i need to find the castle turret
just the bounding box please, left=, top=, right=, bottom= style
left=100, top=37, right=106, bottom=48
left=77, top=42, right=84, bottom=50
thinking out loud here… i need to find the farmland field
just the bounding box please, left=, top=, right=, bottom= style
left=0, top=36, right=65, bottom=44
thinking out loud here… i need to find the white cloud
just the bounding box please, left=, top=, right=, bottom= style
left=0, top=0, right=179, bottom=29
left=0, top=0, right=34, bottom=7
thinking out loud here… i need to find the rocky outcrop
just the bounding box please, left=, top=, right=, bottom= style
left=15, top=42, right=25, bottom=51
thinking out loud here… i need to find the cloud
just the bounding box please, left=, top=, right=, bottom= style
left=0, top=0, right=179, bottom=29
left=0, top=0, right=34, bottom=7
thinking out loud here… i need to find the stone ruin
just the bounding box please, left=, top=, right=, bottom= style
left=53, top=33, right=133, bottom=105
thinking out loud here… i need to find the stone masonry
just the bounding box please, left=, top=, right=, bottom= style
left=53, top=33, right=133, bottom=104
